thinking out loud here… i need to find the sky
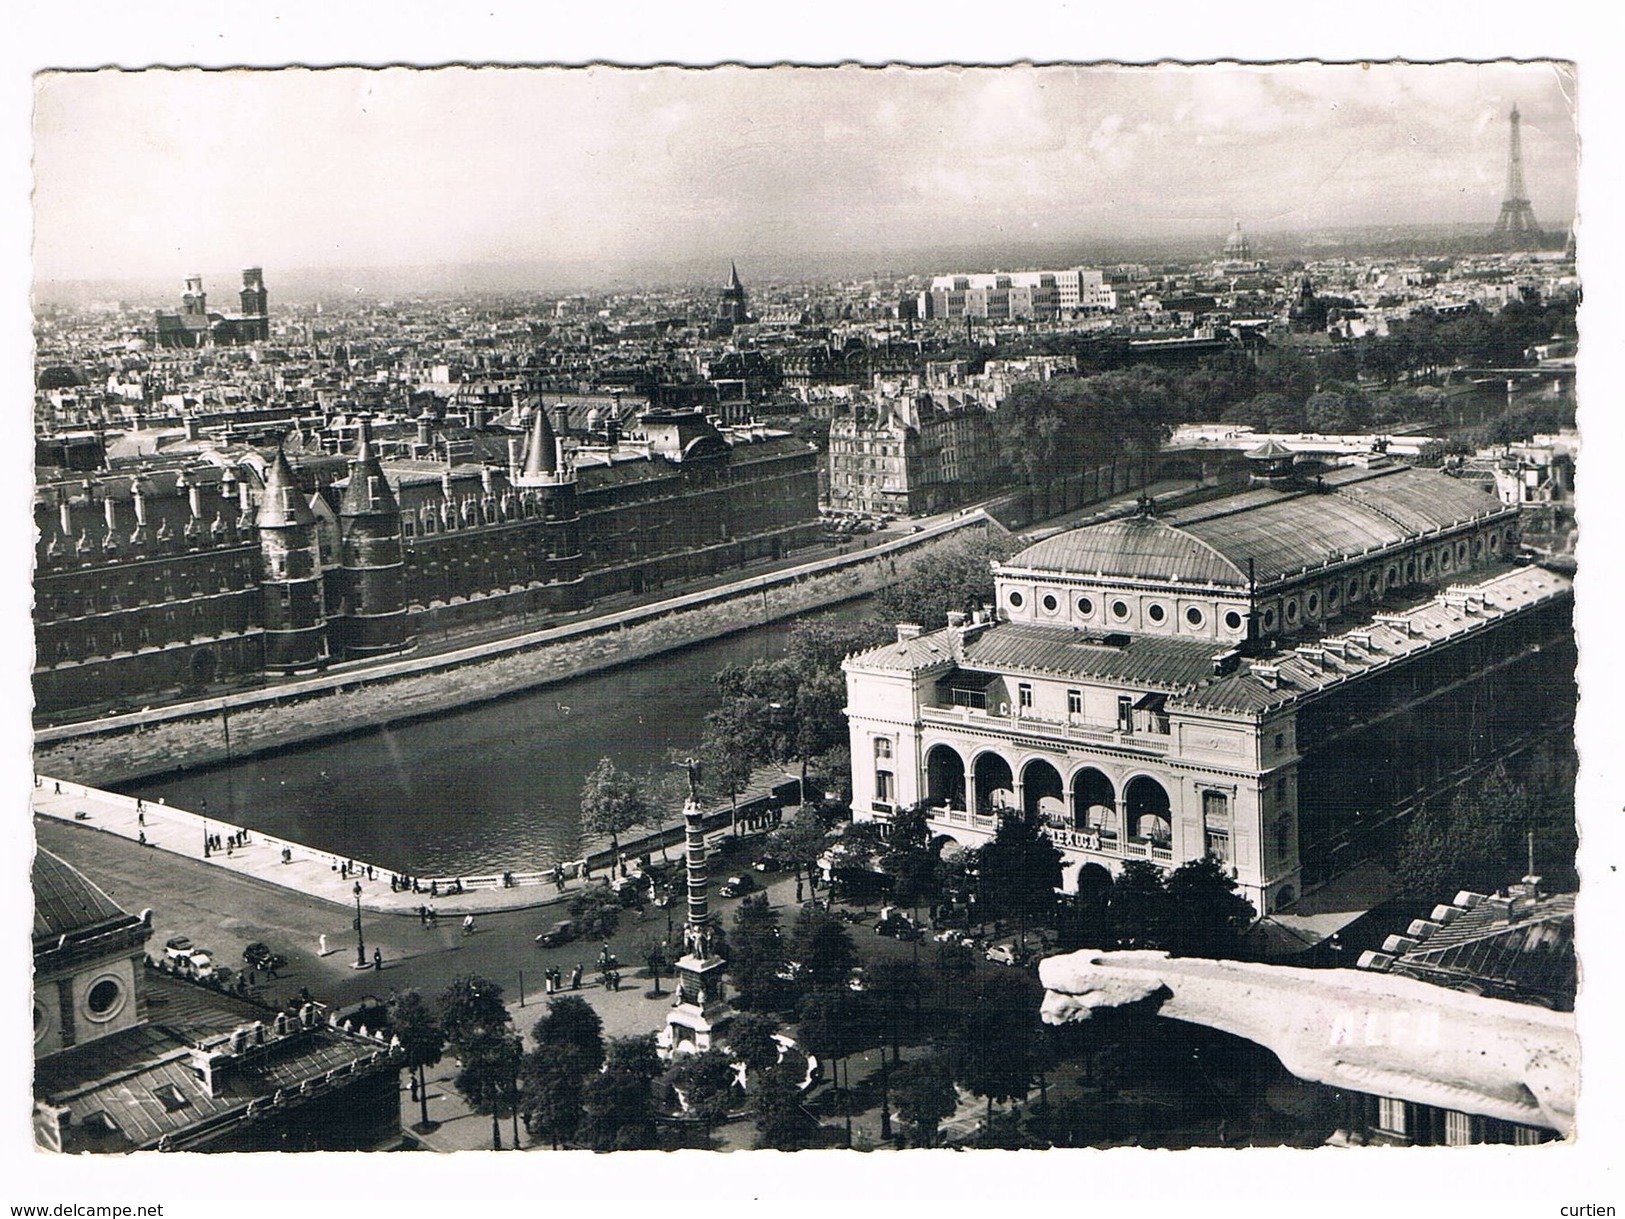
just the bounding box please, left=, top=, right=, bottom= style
left=32, top=60, right=1579, bottom=286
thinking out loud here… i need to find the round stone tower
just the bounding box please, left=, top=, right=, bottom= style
left=335, top=418, right=412, bottom=659
left=257, top=445, right=330, bottom=673
left=512, top=403, right=584, bottom=608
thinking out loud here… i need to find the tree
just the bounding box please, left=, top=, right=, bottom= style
left=580, top=1035, right=663, bottom=1151
left=871, top=530, right=1019, bottom=628
left=664, top=1048, right=738, bottom=1142
left=388, top=989, right=446, bottom=1131
left=729, top=893, right=790, bottom=1010
left=519, top=1043, right=588, bottom=1149
left=749, top=1061, right=814, bottom=1151
left=568, top=886, right=623, bottom=940
left=796, top=986, right=870, bottom=1146
left=825, top=820, right=889, bottom=907
left=864, top=957, right=925, bottom=1064
left=1108, top=859, right=1172, bottom=949
left=439, top=975, right=510, bottom=1052
left=1161, top=856, right=1256, bottom=958
left=977, top=809, right=1063, bottom=944
left=531, top=995, right=605, bottom=1070
left=790, top=906, right=857, bottom=991
left=642, top=936, right=671, bottom=996
left=726, top=1011, right=783, bottom=1077
left=892, top=1053, right=959, bottom=1148
left=769, top=813, right=833, bottom=889
left=453, top=1028, right=523, bottom=1150
left=946, top=971, right=1041, bottom=1136
left=579, top=756, right=653, bottom=859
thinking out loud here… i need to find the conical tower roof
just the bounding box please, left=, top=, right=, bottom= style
left=339, top=421, right=399, bottom=516
left=519, top=404, right=557, bottom=478
left=257, top=444, right=316, bottom=528
left=725, top=262, right=743, bottom=292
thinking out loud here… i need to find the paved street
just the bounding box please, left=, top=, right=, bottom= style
left=38, top=809, right=1039, bottom=1151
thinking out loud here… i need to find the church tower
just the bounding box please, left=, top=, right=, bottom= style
left=334, top=418, right=412, bottom=659
left=257, top=446, right=329, bottom=673
left=716, top=263, right=750, bottom=329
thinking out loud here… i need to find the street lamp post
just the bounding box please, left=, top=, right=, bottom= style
left=353, top=881, right=366, bottom=969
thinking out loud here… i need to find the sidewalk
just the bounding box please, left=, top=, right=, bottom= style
left=33, top=774, right=579, bottom=918
left=32, top=771, right=798, bottom=919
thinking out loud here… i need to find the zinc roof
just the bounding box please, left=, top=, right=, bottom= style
left=1006, top=465, right=1508, bottom=590
left=32, top=850, right=129, bottom=943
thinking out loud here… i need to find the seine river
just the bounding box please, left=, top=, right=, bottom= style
left=124, top=600, right=875, bottom=876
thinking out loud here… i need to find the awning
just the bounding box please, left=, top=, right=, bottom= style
left=936, top=668, right=999, bottom=693
left=1132, top=692, right=1168, bottom=712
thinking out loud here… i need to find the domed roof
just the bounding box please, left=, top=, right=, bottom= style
left=1008, top=516, right=1249, bottom=588
left=1004, top=465, right=1505, bottom=591
left=33, top=849, right=130, bottom=944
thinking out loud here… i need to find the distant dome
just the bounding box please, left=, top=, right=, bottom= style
left=1223, top=221, right=1252, bottom=259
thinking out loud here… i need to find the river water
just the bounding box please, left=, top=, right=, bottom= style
left=123, top=600, right=875, bottom=876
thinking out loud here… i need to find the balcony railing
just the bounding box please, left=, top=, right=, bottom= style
left=927, top=808, right=1175, bottom=863
left=920, top=703, right=1171, bottom=753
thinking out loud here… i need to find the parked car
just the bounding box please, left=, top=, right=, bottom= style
left=163, top=935, right=195, bottom=963
left=535, top=920, right=577, bottom=948
left=719, top=874, right=758, bottom=898
left=242, top=942, right=286, bottom=971
left=984, top=942, right=1030, bottom=968
left=752, top=853, right=784, bottom=874
left=184, top=951, right=215, bottom=978
left=933, top=927, right=970, bottom=945
left=875, top=912, right=922, bottom=940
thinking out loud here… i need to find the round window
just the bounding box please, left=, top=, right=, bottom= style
left=1008, top=590, right=1025, bottom=608
left=1439, top=550, right=1452, bottom=573
left=1327, top=586, right=1339, bottom=609
left=1474, top=537, right=1484, bottom=558
left=1147, top=603, right=1166, bottom=623
left=1111, top=600, right=1129, bottom=620
left=1262, top=608, right=1277, bottom=629
left=1489, top=533, right=1501, bottom=552
left=1404, top=560, right=1415, bottom=581
left=1306, top=593, right=1319, bottom=614
left=1348, top=578, right=1360, bottom=603
left=1186, top=606, right=1205, bottom=627
left=1371, top=571, right=1382, bottom=592
left=1077, top=596, right=1094, bottom=617
left=84, top=976, right=125, bottom=1022
left=1285, top=600, right=1299, bottom=623
left=1422, top=554, right=1434, bottom=576
left=1041, top=593, right=1058, bottom=613
left=1223, top=610, right=1243, bottom=631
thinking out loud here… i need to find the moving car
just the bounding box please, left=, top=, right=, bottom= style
left=535, top=920, right=576, bottom=948
left=719, top=874, right=758, bottom=898
left=242, top=942, right=286, bottom=971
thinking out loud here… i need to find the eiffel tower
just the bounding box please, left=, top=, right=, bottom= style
left=1492, top=104, right=1542, bottom=245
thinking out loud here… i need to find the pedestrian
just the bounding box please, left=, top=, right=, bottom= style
left=374, top=947, right=383, bottom=971
left=462, top=914, right=474, bottom=937
left=796, top=879, right=804, bottom=903
left=54, top=781, right=61, bottom=795
left=545, top=970, right=555, bottom=995
left=571, top=963, right=582, bottom=990
left=137, top=810, right=145, bottom=827
left=410, top=1076, right=419, bottom=1102
left=226, top=841, right=234, bottom=857
left=138, top=830, right=146, bottom=846
left=418, top=905, right=427, bottom=926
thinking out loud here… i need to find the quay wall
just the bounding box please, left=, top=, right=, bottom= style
left=35, top=513, right=998, bottom=787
